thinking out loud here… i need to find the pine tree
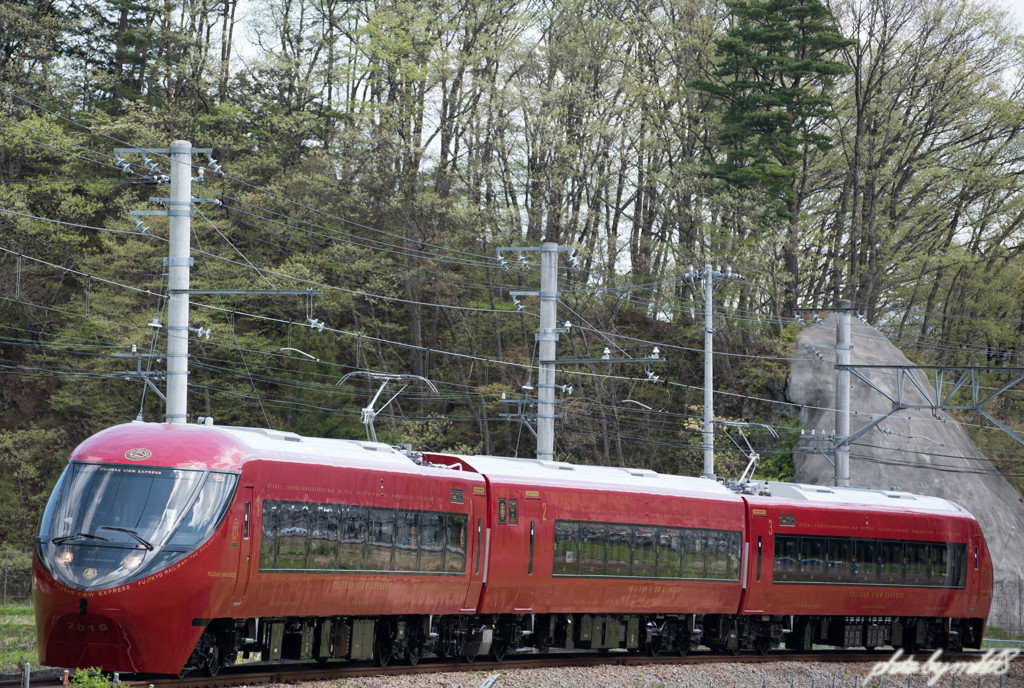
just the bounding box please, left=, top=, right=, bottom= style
left=692, top=0, right=853, bottom=315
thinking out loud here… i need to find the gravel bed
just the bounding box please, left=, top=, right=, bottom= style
left=275, top=657, right=1024, bottom=688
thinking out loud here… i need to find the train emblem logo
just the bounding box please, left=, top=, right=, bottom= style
left=124, top=448, right=152, bottom=461
left=83, top=568, right=98, bottom=580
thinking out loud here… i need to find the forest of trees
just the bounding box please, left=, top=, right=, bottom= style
left=1, top=0, right=1023, bottom=549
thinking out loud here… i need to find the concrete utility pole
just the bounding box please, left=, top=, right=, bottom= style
left=536, top=243, right=559, bottom=461
left=683, top=265, right=743, bottom=480
left=835, top=302, right=852, bottom=487
left=702, top=269, right=715, bottom=480
left=497, top=243, right=577, bottom=461
left=166, top=140, right=194, bottom=424
left=120, top=141, right=223, bottom=423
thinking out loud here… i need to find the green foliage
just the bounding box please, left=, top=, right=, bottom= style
left=69, top=668, right=117, bottom=688
left=692, top=0, right=853, bottom=215
left=0, top=0, right=1023, bottom=539
left=0, top=551, right=33, bottom=604
left=0, top=603, right=36, bottom=673
left=0, top=429, right=68, bottom=548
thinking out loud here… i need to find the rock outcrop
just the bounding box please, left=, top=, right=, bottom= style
left=789, top=316, right=1024, bottom=630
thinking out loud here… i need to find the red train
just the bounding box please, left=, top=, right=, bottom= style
left=33, top=421, right=992, bottom=675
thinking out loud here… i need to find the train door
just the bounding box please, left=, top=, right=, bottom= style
left=740, top=504, right=771, bottom=613
left=461, top=485, right=488, bottom=612
left=232, top=486, right=254, bottom=602
left=513, top=495, right=539, bottom=612
left=968, top=535, right=981, bottom=612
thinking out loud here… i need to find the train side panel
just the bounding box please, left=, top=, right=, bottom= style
left=741, top=497, right=991, bottom=622
left=476, top=477, right=745, bottom=616
left=229, top=459, right=485, bottom=619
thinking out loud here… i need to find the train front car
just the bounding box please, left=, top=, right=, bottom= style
left=34, top=423, right=245, bottom=675
left=741, top=484, right=992, bottom=653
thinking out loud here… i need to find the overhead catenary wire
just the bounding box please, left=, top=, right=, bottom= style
left=4, top=92, right=1024, bottom=474
left=1, top=247, right=1019, bottom=434
left=4, top=234, right=1022, bottom=431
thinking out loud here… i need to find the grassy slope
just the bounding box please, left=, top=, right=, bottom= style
left=0, top=605, right=36, bottom=673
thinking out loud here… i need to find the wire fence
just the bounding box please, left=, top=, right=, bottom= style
left=990, top=577, right=1024, bottom=637
left=2, top=550, right=32, bottom=605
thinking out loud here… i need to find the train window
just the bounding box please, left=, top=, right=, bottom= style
left=826, top=539, right=850, bottom=583
left=394, top=511, right=419, bottom=572
left=928, top=544, right=948, bottom=587
left=852, top=540, right=876, bottom=584
left=950, top=544, right=967, bottom=588
left=756, top=536, right=762, bottom=582
left=339, top=506, right=368, bottom=570
left=243, top=501, right=250, bottom=540
left=704, top=532, right=737, bottom=581
left=879, top=540, right=905, bottom=584
left=443, top=514, right=467, bottom=574
left=419, top=512, right=444, bottom=573
left=528, top=522, right=535, bottom=575
left=606, top=524, right=632, bottom=576
left=705, top=531, right=730, bottom=580
left=633, top=526, right=657, bottom=578
left=367, top=508, right=395, bottom=571
left=475, top=519, right=481, bottom=575
left=277, top=503, right=310, bottom=569
left=656, top=529, right=682, bottom=579
left=166, top=472, right=239, bottom=548
left=682, top=529, right=706, bottom=579
left=906, top=542, right=928, bottom=586
left=773, top=535, right=798, bottom=582
left=769, top=536, right=967, bottom=589
left=727, top=531, right=742, bottom=580
left=799, top=537, right=825, bottom=582
left=579, top=523, right=607, bottom=575
left=309, top=504, right=339, bottom=570
left=552, top=521, right=579, bottom=575
left=260, top=501, right=280, bottom=569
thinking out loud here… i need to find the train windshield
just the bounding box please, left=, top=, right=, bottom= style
left=37, top=463, right=239, bottom=590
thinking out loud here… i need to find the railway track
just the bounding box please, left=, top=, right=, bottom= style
left=6, top=649, right=1019, bottom=688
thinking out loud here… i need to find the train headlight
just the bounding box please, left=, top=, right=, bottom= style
left=124, top=553, right=144, bottom=570
left=58, top=551, right=73, bottom=565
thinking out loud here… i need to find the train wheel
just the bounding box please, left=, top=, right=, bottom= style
left=375, top=629, right=393, bottom=667
left=491, top=643, right=506, bottom=662
left=646, top=636, right=661, bottom=657
left=464, top=652, right=477, bottom=663
left=407, top=646, right=420, bottom=666
left=756, top=638, right=770, bottom=657
left=676, top=639, right=689, bottom=657
left=206, top=647, right=221, bottom=677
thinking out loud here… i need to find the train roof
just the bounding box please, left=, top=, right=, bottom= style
left=73, top=423, right=973, bottom=518
left=748, top=481, right=971, bottom=515
left=422, top=451, right=740, bottom=499
left=73, top=422, right=428, bottom=473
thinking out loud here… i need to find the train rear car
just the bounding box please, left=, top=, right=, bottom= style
left=741, top=483, right=991, bottom=652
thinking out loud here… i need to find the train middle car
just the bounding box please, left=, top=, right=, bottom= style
left=34, top=421, right=992, bottom=675
left=422, top=452, right=747, bottom=655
